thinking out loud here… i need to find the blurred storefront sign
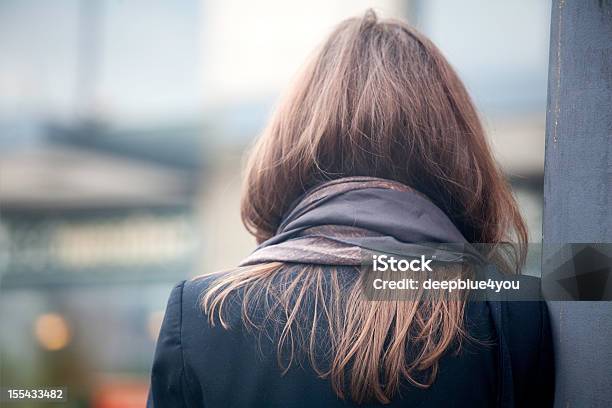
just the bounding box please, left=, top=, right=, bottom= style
left=0, top=211, right=200, bottom=289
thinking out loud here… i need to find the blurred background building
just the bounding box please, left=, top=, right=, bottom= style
left=0, top=0, right=550, bottom=406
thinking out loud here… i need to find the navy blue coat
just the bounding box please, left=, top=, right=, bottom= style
left=148, top=271, right=554, bottom=407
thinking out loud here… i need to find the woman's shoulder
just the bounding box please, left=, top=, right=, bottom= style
left=482, top=269, right=550, bottom=339
left=161, top=277, right=211, bottom=326
left=149, top=276, right=240, bottom=407
left=171, top=275, right=243, bottom=328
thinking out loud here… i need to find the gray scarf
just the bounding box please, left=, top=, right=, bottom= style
left=240, top=177, right=483, bottom=267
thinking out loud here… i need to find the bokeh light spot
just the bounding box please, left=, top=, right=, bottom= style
left=34, top=313, right=71, bottom=351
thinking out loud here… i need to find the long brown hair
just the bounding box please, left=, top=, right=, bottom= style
left=202, top=10, right=527, bottom=404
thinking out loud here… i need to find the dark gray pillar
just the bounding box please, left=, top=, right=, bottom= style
left=543, top=1, right=612, bottom=407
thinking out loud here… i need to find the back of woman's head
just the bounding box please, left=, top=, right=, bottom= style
left=204, top=10, right=527, bottom=405
left=242, top=10, right=526, bottom=256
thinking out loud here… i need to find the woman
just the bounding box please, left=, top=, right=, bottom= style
left=149, top=10, right=554, bottom=407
